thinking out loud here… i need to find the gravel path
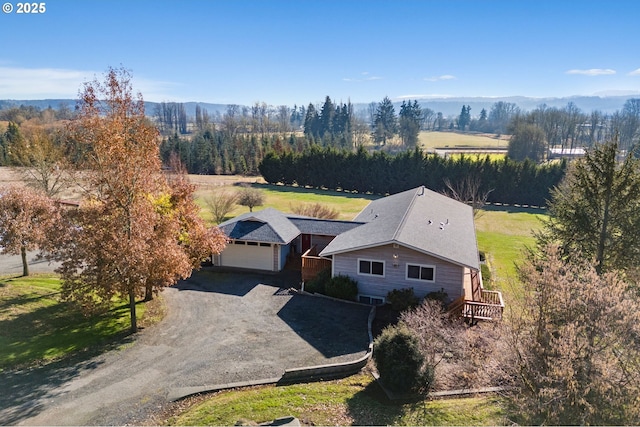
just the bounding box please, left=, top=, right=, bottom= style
left=0, top=270, right=371, bottom=426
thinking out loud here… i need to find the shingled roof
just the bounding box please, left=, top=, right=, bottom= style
left=218, top=208, right=363, bottom=243
left=319, top=186, right=480, bottom=270
left=218, top=208, right=300, bottom=244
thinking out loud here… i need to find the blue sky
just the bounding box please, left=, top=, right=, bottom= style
left=1, top=0, right=639, bottom=106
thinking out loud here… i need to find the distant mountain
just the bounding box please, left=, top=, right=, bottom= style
left=0, top=99, right=229, bottom=118
left=1, top=95, right=638, bottom=118
left=388, top=95, right=636, bottom=117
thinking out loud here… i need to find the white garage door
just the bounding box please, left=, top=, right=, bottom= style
left=221, top=242, right=274, bottom=271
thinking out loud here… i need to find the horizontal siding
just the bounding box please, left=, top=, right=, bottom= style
left=333, top=244, right=464, bottom=303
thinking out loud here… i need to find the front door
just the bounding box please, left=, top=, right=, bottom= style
left=301, top=234, right=311, bottom=253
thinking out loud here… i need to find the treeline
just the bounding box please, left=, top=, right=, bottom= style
left=506, top=99, right=640, bottom=161
left=259, top=146, right=567, bottom=206
left=159, top=130, right=309, bottom=175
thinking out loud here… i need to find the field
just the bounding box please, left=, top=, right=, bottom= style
left=419, top=131, right=509, bottom=151
left=0, top=274, right=162, bottom=370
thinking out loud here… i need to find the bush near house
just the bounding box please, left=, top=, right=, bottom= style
left=324, top=274, right=358, bottom=301
left=304, top=267, right=330, bottom=294
left=305, top=270, right=358, bottom=302
left=386, top=288, right=419, bottom=312
left=373, top=324, right=433, bottom=394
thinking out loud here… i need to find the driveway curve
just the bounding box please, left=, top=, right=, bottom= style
left=0, top=270, right=371, bottom=426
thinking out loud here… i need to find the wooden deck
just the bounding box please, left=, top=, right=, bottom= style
left=450, top=268, right=504, bottom=322
left=301, top=246, right=331, bottom=282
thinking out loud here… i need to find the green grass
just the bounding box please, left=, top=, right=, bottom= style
left=197, top=183, right=375, bottom=224
left=169, top=374, right=507, bottom=426
left=0, top=274, right=147, bottom=370
left=419, top=131, right=509, bottom=151
left=475, top=206, right=547, bottom=299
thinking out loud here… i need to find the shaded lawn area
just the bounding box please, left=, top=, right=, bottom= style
left=167, top=373, right=507, bottom=426
left=0, top=274, right=146, bottom=371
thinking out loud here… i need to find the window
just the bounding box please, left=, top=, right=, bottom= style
left=358, top=295, right=385, bottom=305
left=246, top=241, right=258, bottom=246
left=234, top=240, right=246, bottom=245
left=358, top=259, right=385, bottom=277
left=407, top=264, right=435, bottom=282
left=259, top=242, right=271, bottom=247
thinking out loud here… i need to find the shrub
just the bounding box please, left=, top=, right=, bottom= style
left=325, top=274, right=358, bottom=301
left=386, top=288, right=419, bottom=312
left=304, top=267, right=330, bottom=294
left=480, top=263, right=491, bottom=285
left=373, top=324, right=431, bottom=393
left=426, top=289, right=448, bottom=305
left=290, top=202, right=339, bottom=219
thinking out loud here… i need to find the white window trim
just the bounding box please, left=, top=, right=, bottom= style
left=357, top=258, right=385, bottom=277
left=406, top=263, right=436, bottom=282
left=358, top=294, right=386, bottom=305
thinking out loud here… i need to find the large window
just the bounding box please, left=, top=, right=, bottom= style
left=406, top=264, right=435, bottom=282
left=358, top=259, right=385, bottom=277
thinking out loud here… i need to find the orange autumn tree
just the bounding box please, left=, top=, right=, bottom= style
left=0, top=186, right=60, bottom=276
left=56, top=67, right=226, bottom=333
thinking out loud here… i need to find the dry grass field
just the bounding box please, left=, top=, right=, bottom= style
left=419, top=131, right=509, bottom=151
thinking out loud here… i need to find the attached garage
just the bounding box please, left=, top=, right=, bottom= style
left=220, top=241, right=275, bottom=271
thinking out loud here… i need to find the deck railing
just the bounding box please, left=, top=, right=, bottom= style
left=447, top=287, right=505, bottom=322
left=301, top=246, right=331, bottom=282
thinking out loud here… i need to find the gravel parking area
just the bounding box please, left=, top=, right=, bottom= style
left=0, top=269, right=371, bottom=426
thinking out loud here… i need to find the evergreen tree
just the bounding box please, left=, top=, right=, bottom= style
left=540, top=140, right=640, bottom=274
left=399, top=100, right=423, bottom=147
left=373, top=96, right=397, bottom=146
left=458, top=105, right=471, bottom=130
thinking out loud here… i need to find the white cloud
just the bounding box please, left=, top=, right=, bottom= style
left=0, top=66, right=181, bottom=101
left=343, top=73, right=382, bottom=83
left=628, top=68, right=640, bottom=76
left=565, top=68, right=616, bottom=76
left=0, top=66, right=95, bottom=98
left=423, top=75, right=456, bottom=82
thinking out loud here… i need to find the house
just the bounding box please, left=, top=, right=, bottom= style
left=215, top=208, right=362, bottom=272
left=215, top=186, right=503, bottom=320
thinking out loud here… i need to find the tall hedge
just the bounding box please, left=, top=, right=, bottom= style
left=259, top=146, right=566, bottom=206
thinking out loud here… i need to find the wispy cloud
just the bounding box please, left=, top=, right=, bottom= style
left=628, top=68, right=640, bottom=76
left=565, top=68, right=616, bottom=76
left=343, top=72, right=382, bottom=82
left=423, top=75, right=456, bottom=82
left=0, top=66, right=181, bottom=101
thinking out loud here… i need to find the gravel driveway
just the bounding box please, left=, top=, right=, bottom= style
left=0, top=269, right=371, bottom=426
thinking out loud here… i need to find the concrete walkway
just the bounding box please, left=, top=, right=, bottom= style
left=0, top=270, right=371, bottom=426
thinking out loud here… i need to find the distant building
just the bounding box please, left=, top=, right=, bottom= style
left=548, top=147, right=586, bottom=159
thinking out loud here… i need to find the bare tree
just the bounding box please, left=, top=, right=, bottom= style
left=8, top=125, right=71, bottom=197
left=237, top=184, right=264, bottom=212
left=204, top=190, right=238, bottom=223
left=507, top=244, right=640, bottom=425
left=442, top=175, right=493, bottom=217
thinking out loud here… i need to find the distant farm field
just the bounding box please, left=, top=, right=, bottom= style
left=419, top=131, right=509, bottom=150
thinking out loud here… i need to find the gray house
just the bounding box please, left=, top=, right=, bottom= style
left=215, top=186, right=503, bottom=319
left=319, top=186, right=481, bottom=305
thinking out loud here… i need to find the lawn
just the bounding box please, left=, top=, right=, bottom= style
left=196, top=183, right=375, bottom=224
left=475, top=206, right=547, bottom=299
left=0, top=274, right=154, bottom=370
left=168, top=373, right=507, bottom=426
left=419, top=131, right=509, bottom=151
